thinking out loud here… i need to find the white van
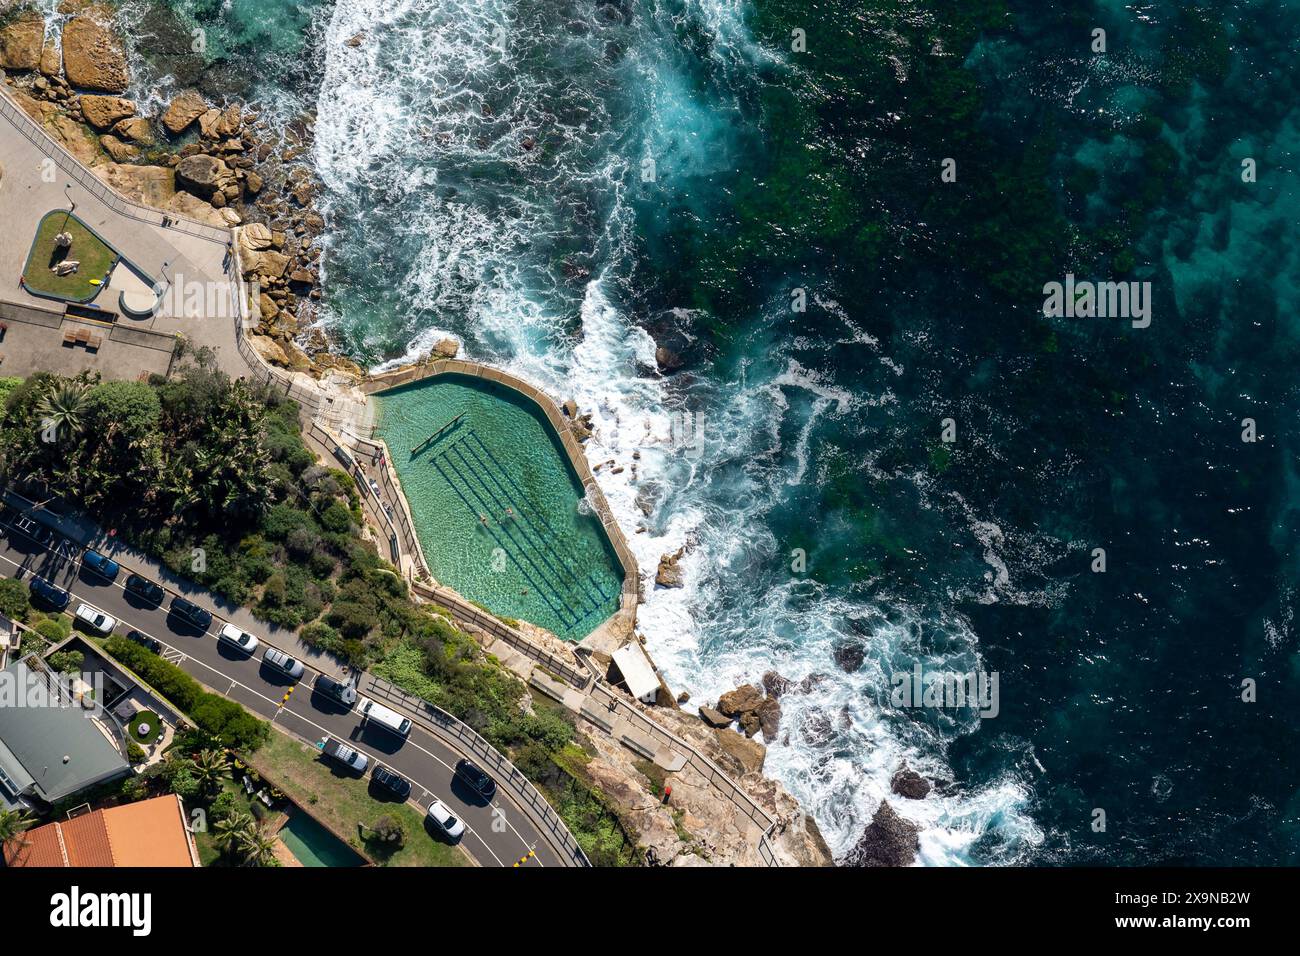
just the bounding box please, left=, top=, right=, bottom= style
left=356, top=697, right=412, bottom=738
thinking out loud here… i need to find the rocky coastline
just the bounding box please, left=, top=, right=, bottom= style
left=0, top=2, right=901, bottom=868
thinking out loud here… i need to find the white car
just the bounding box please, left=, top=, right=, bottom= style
left=74, top=603, right=116, bottom=635
left=218, top=622, right=260, bottom=655
left=426, top=799, right=465, bottom=840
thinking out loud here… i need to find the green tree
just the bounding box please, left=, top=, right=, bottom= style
left=0, top=807, right=35, bottom=844
left=190, top=748, right=231, bottom=796
left=34, top=378, right=90, bottom=441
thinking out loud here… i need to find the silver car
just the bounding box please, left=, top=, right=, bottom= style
left=262, top=646, right=305, bottom=679
left=426, top=799, right=465, bottom=840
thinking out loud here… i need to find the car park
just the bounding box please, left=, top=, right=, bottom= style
left=454, top=759, right=497, bottom=801
left=81, top=550, right=120, bottom=581
left=127, top=629, right=162, bottom=654
left=169, top=596, right=212, bottom=631
left=371, top=765, right=412, bottom=800
left=262, top=646, right=305, bottom=679
left=321, top=737, right=368, bottom=773
left=426, top=799, right=465, bottom=840
left=28, top=576, right=70, bottom=611
left=218, top=623, right=259, bottom=655
left=313, top=674, right=357, bottom=707
left=124, top=573, right=165, bottom=606
left=13, top=514, right=52, bottom=546
left=74, top=603, right=116, bottom=635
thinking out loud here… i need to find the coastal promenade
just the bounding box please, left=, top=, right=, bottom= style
left=0, top=86, right=248, bottom=381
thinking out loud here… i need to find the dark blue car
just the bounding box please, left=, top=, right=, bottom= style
left=28, top=576, right=69, bottom=611
left=82, top=550, right=120, bottom=582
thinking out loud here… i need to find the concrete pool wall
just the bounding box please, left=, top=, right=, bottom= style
left=360, top=358, right=640, bottom=645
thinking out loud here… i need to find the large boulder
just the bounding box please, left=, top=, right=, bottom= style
left=697, top=706, right=731, bottom=728
left=79, top=94, right=136, bottom=130
left=840, top=802, right=921, bottom=867
left=238, top=222, right=274, bottom=251
left=62, top=15, right=130, bottom=92
left=431, top=336, right=459, bottom=358
left=891, top=765, right=932, bottom=800
left=112, top=116, right=153, bottom=145
left=717, top=684, right=763, bottom=718
left=99, top=133, right=139, bottom=163
left=161, top=90, right=208, bottom=135
left=0, top=10, right=44, bottom=71
left=655, top=547, right=685, bottom=588
left=175, top=153, right=235, bottom=200
left=39, top=35, right=60, bottom=76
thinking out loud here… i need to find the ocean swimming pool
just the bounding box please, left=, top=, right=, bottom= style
left=374, top=374, right=622, bottom=641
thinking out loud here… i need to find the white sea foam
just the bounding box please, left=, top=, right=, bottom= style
left=312, top=0, right=1044, bottom=865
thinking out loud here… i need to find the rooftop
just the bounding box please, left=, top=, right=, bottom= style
left=4, top=794, right=198, bottom=867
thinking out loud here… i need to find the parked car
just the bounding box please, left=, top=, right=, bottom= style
left=313, top=674, right=357, bottom=707
left=81, top=550, right=120, bottom=581
left=262, top=646, right=304, bottom=679
left=371, top=765, right=412, bottom=800
left=321, top=737, right=368, bottom=773
left=124, top=573, right=165, bottom=606
left=169, top=596, right=212, bottom=631
left=74, top=603, right=116, bottom=635
left=218, top=623, right=259, bottom=655
left=13, top=514, right=52, bottom=546
left=454, top=759, right=497, bottom=801
left=126, top=629, right=162, bottom=654
left=357, top=696, right=412, bottom=738
left=426, top=799, right=465, bottom=840
left=28, top=576, right=70, bottom=611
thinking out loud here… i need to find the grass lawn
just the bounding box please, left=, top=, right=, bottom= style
left=22, top=211, right=119, bottom=303
left=249, top=729, right=468, bottom=867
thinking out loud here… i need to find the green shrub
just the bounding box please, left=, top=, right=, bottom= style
left=47, top=649, right=84, bottom=674
left=35, top=618, right=69, bottom=642
left=0, top=577, right=30, bottom=623
left=127, top=741, right=147, bottom=764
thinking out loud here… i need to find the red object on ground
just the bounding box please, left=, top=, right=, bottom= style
left=663, top=784, right=672, bottom=804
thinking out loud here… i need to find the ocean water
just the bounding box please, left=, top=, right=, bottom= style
left=373, top=374, right=622, bottom=640
left=127, top=0, right=1300, bottom=865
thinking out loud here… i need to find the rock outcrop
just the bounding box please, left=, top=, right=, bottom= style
left=161, top=89, right=208, bottom=134
left=79, top=94, right=135, bottom=130
left=840, top=801, right=921, bottom=867
left=62, top=15, right=129, bottom=92
left=175, top=153, right=238, bottom=202
left=891, top=765, right=932, bottom=800
left=0, top=9, right=43, bottom=71
left=655, top=547, right=685, bottom=588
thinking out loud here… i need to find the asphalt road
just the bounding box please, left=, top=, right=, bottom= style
left=0, top=508, right=562, bottom=868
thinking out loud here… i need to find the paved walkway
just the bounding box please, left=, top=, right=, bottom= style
left=0, top=86, right=249, bottom=382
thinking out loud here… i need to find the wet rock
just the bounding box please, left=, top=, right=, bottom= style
left=655, top=547, right=685, bottom=588
left=0, top=9, right=43, bottom=72
left=799, top=708, right=834, bottom=747
left=655, top=345, right=685, bottom=373
left=832, top=638, right=865, bottom=673
left=840, top=802, right=920, bottom=867
left=431, top=336, right=459, bottom=358
left=891, top=765, right=932, bottom=800
left=39, top=36, right=60, bottom=76
left=161, top=89, right=207, bottom=135
left=79, top=94, right=135, bottom=130
left=697, top=705, right=731, bottom=728
left=676, top=690, right=690, bottom=704
left=800, top=672, right=829, bottom=694
left=62, top=15, right=129, bottom=92
left=762, top=670, right=793, bottom=699
left=756, top=696, right=782, bottom=741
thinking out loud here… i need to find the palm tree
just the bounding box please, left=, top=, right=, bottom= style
left=190, top=749, right=230, bottom=796
left=34, top=380, right=89, bottom=442
left=0, top=808, right=35, bottom=845
left=235, top=821, right=280, bottom=867
left=213, top=810, right=255, bottom=857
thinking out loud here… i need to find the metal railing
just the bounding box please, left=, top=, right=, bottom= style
left=0, top=87, right=231, bottom=246
left=359, top=673, right=591, bottom=867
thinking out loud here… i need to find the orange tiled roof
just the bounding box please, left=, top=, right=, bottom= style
left=2, top=795, right=197, bottom=868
